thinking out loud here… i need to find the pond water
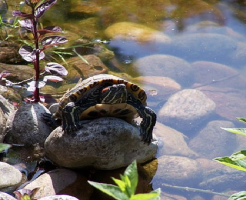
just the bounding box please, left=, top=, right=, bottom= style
left=4, top=0, right=246, bottom=199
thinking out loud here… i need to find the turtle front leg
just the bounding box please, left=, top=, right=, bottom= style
left=127, top=93, right=156, bottom=144
left=139, top=106, right=156, bottom=144
left=62, top=102, right=83, bottom=133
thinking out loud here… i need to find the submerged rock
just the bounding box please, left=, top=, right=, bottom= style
left=189, top=120, right=236, bottom=159
left=154, top=122, right=198, bottom=158
left=133, top=55, right=193, bottom=86
left=155, top=155, right=202, bottom=186
left=4, top=103, right=51, bottom=146
left=158, top=89, right=216, bottom=132
left=45, top=117, right=158, bottom=169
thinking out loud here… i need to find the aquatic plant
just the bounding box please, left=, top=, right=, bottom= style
left=214, top=117, right=246, bottom=200
left=10, top=0, right=68, bottom=102
left=88, top=160, right=161, bottom=200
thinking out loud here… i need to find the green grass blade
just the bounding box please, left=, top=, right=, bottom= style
left=88, top=181, right=128, bottom=200
left=221, top=128, right=246, bottom=136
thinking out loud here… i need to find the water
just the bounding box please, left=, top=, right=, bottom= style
left=5, top=0, right=246, bottom=199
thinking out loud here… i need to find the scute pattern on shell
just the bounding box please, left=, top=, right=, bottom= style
left=53, top=74, right=147, bottom=118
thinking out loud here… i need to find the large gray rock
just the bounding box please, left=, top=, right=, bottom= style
left=158, top=89, right=216, bottom=132
left=45, top=117, right=158, bottom=169
left=4, top=103, right=51, bottom=146
left=133, top=55, right=193, bottom=86
left=189, top=120, right=236, bottom=159
left=0, top=162, right=22, bottom=191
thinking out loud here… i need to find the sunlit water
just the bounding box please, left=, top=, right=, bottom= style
left=5, top=0, right=246, bottom=199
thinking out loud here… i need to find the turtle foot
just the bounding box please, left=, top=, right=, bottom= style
left=42, top=113, right=59, bottom=129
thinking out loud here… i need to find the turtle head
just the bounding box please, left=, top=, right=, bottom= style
left=101, top=84, right=127, bottom=104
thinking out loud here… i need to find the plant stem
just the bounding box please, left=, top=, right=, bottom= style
left=32, top=5, right=40, bottom=102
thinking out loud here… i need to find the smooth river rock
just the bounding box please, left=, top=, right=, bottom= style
left=133, top=55, right=193, bottom=86
left=45, top=117, right=158, bottom=169
left=158, top=89, right=216, bottom=132
left=0, top=162, right=22, bottom=191
left=24, top=168, right=92, bottom=200
left=189, top=120, right=236, bottom=159
left=155, top=155, right=203, bottom=186
left=4, top=103, right=51, bottom=146
left=154, top=122, right=197, bottom=158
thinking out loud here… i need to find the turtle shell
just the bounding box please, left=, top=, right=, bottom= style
left=54, top=74, right=147, bottom=121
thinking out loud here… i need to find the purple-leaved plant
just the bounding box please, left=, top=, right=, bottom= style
left=12, top=0, right=68, bottom=102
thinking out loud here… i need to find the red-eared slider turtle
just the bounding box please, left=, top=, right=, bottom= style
left=43, top=74, right=156, bottom=144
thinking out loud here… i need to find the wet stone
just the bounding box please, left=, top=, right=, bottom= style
left=133, top=55, right=194, bottom=86
left=158, top=89, right=216, bottom=132
left=192, top=61, right=246, bottom=89
left=65, top=55, right=108, bottom=81
left=45, top=117, right=158, bottom=170
left=0, top=192, right=16, bottom=200
left=0, top=162, right=22, bottom=191
left=131, top=76, right=181, bottom=101
left=189, top=120, right=236, bottom=159
left=24, top=168, right=91, bottom=200
left=154, top=122, right=198, bottom=158
left=201, top=87, right=246, bottom=122
left=155, top=155, right=203, bottom=186
left=169, top=33, right=237, bottom=63
left=0, top=41, right=23, bottom=64
left=4, top=103, right=51, bottom=147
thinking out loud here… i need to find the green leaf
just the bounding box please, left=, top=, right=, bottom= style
left=237, top=118, right=246, bottom=124
left=88, top=181, right=128, bottom=200
left=112, top=177, right=126, bottom=192
left=0, top=143, right=11, bottom=152
left=214, top=150, right=246, bottom=171
left=130, top=188, right=161, bottom=200
left=124, top=160, right=138, bottom=196
left=229, top=191, right=246, bottom=200
left=221, top=128, right=246, bottom=136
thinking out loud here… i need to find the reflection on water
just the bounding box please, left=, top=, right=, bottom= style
left=4, top=0, right=246, bottom=199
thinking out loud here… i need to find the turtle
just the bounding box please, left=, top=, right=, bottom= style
left=43, top=74, right=156, bottom=144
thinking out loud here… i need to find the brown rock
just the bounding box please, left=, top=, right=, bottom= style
left=132, top=76, right=181, bottom=101
left=0, top=41, right=22, bottom=63
left=154, top=122, right=198, bottom=158
left=24, top=168, right=92, bottom=200
left=155, top=155, right=202, bottom=186
left=158, top=89, right=216, bottom=132
left=192, top=61, right=246, bottom=89
left=200, top=87, right=246, bottom=121
left=65, top=55, right=108, bottom=80
left=189, top=120, right=236, bottom=159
